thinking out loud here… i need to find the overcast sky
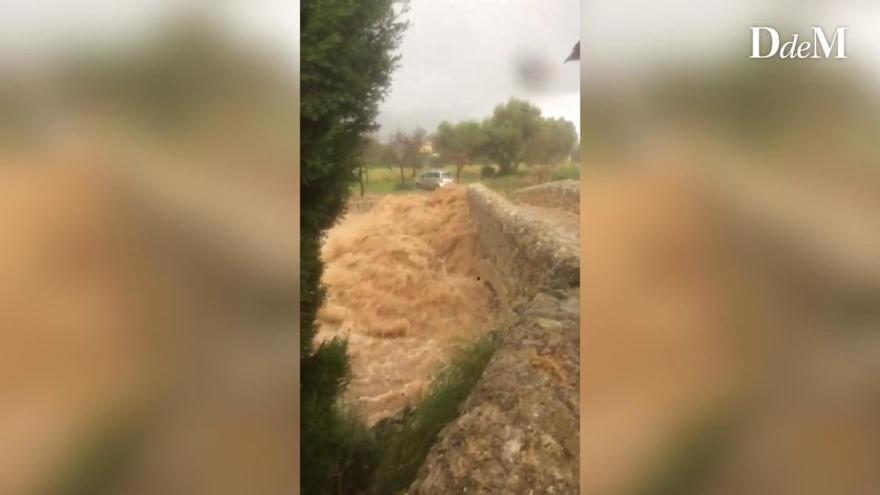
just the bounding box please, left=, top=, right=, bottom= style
left=375, top=0, right=580, bottom=138
left=0, top=1, right=297, bottom=65
left=582, top=0, right=880, bottom=85
left=4, top=1, right=879, bottom=132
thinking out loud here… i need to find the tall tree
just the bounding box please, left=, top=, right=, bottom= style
left=386, top=128, right=423, bottom=185
left=522, top=117, right=578, bottom=168
left=355, top=135, right=381, bottom=196
left=358, top=134, right=386, bottom=193
left=301, top=1, right=408, bottom=493
left=387, top=130, right=409, bottom=185
left=360, top=134, right=386, bottom=169
left=410, top=127, right=427, bottom=178
left=482, top=98, right=543, bottom=175
left=434, top=120, right=486, bottom=181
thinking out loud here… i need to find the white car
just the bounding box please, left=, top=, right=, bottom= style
left=416, top=170, right=454, bottom=190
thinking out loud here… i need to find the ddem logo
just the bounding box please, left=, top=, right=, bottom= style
left=749, top=27, right=847, bottom=59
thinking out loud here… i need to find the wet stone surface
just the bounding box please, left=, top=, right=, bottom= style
left=466, top=184, right=580, bottom=299
left=406, top=289, right=580, bottom=495
left=511, top=179, right=580, bottom=215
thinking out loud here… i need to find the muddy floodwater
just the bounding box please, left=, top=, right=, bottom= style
left=316, top=186, right=498, bottom=424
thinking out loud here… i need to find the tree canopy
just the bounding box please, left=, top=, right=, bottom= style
left=482, top=98, right=543, bottom=175
left=434, top=120, right=486, bottom=179
left=386, top=129, right=424, bottom=184
left=300, top=1, right=408, bottom=493
left=522, top=117, right=578, bottom=167
left=433, top=98, right=577, bottom=176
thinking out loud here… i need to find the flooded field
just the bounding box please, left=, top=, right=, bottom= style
left=316, top=186, right=498, bottom=424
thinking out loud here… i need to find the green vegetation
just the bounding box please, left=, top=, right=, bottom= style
left=551, top=163, right=581, bottom=181
left=624, top=407, right=741, bottom=495
left=481, top=98, right=544, bottom=175
left=353, top=161, right=579, bottom=197
left=522, top=116, right=578, bottom=168
left=452, top=98, right=578, bottom=177
left=301, top=0, right=408, bottom=493
left=351, top=98, right=579, bottom=195
left=303, top=4, right=576, bottom=494
left=298, top=332, right=496, bottom=495
left=384, top=128, right=427, bottom=186
left=368, top=335, right=497, bottom=495
left=434, top=120, right=487, bottom=181
left=41, top=412, right=148, bottom=495
left=299, top=331, right=496, bottom=495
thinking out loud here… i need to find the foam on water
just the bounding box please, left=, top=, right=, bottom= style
left=316, top=186, right=496, bottom=424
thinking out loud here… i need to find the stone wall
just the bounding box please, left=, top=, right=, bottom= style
left=407, top=289, right=580, bottom=495
left=511, top=179, right=580, bottom=214
left=407, top=184, right=580, bottom=494
left=465, top=184, right=579, bottom=300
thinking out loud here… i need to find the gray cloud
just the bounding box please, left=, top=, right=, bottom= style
left=375, top=0, right=580, bottom=138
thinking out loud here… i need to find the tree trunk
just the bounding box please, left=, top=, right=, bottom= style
left=358, top=165, right=365, bottom=197
left=456, top=158, right=466, bottom=182
left=399, top=164, right=405, bottom=185
left=498, top=161, right=513, bottom=176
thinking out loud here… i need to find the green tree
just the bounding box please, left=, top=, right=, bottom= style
left=482, top=98, right=543, bottom=175
left=356, top=134, right=386, bottom=194
left=570, top=139, right=581, bottom=164
left=434, top=120, right=486, bottom=181
left=522, top=117, right=578, bottom=167
left=386, top=131, right=410, bottom=185
left=410, top=127, right=428, bottom=178
left=301, top=1, right=408, bottom=493
left=360, top=134, right=386, bottom=168
left=386, top=129, right=423, bottom=185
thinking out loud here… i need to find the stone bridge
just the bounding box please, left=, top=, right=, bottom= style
left=405, top=182, right=581, bottom=495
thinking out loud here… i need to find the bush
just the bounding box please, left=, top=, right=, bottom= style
left=369, top=335, right=497, bottom=495
left=301, top=385, right=379, bottom=494
left=551, top=164, right=581, bottom=181
left=394, top=181, right=415, bottom=191
left=480, top=164, right=496, bottom=178
left=301, top=0, right=408, bottom=493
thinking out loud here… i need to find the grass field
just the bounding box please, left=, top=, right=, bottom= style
left=352, top=161, right=580, bottom=197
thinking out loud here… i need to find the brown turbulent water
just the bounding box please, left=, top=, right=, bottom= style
left=316, top=186, right=497, bottom=424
